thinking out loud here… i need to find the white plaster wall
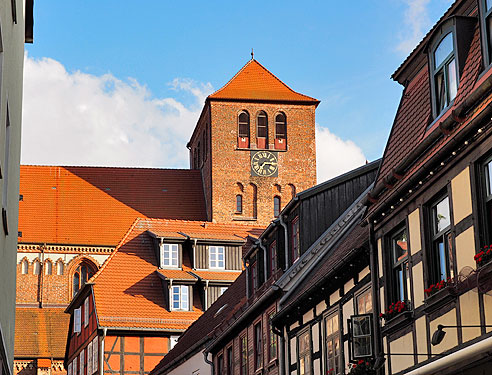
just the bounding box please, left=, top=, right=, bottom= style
left=166, top=351, right=208, bottom=375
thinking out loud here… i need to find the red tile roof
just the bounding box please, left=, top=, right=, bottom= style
left=190, top=270, right=242, bottom=282
left=370, top=23, right=484, bottom=214
left=208, top=59, right=319, bottom=103
left=15, top=308, right=69, bottom=359
left=150, top=273, right=247, bottom=375
left=19, top=166, right=207, bottom=246
left=156, top=268, right=198, bottom=281
left=91, top=218, right=261, bottom=331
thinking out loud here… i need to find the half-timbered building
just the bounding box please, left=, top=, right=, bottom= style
left=364, top=0, right=492, bottom=373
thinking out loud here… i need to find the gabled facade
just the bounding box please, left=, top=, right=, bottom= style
left=64, top=218, right=263, bottom=375
left=188, top=59, right=319, bottom=225
left=364, top=0, right=492, bottom=373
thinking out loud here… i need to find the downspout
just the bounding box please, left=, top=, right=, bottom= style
left=279, top=215, right=289, bottom=270
left=203, top=350, right=214, bottom=375
left=100, top=327, right=107, bottom=374
left=159, top=238, right=164, bottom=268
left=368, top=220, right=383, bottom=373
left=204, top=280, right=209, bottom=310
left=272, top=325, right=285, bottom=375
left=192, top=238, right=197, bottom=270
left=243, top=258, right=250, bottom=299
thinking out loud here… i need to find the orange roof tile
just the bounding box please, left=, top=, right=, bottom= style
left=156, top=268, right=197, bottom=281
left=190, top=270, right=242, bottom=282
left=148, top=219, right=263, bottom=243
left=91, top=218, right=262, bottom=331
left=19, top=166, right=207, bottom=246
left=208, top=59, right=319, bottom=103
left=15, top=308, right=69, bottom=359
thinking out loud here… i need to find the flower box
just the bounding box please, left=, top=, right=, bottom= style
left=424, top=285, right=456, bottom=313
left=475, top=245, right=492, bottom=268
left=347, top=360, right=376, bottom=375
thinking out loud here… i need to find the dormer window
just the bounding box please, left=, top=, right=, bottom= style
left=480, top=0, right=492, bottom=66
left=160, top=243, right=179, bottom=268
left=209, top=246, right=225, bottom=269
left=171, top=285, right=189, bottom=311
left=432, top=32, right=457, bottom=115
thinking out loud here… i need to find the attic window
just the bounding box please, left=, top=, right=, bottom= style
left=480, top=0, right=492, bottom=66
left=432, top=32, right=457, bottom=116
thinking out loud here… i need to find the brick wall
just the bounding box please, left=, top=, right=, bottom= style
left=190, top=101, right=317, bottom=226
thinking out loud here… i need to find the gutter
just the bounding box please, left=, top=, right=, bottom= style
left=404, top=336, right=492, bottom=375
left=203, top=350, right=214, bottom=375
left=364, top=71, right=492, bottom=213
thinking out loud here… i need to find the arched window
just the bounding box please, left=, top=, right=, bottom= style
left=289, top=183, right=296, bottom=198
left=432, top=32, right=457, bottom=116
left=238, top=111, right=250, bottom=148
left=274, top=196, right=281, bottom=218
left=275, top=113, right=287, bottom=150
left=73, top=262, right=96, bottom=296
left=256, top=111, right=268, bottom=149
left=21, top=259, right=28, bottom=274
left=236, top=195, right=243, bottom=213
left=57, top=260, right=64, bottom=275
left=33, top=260, right=40, bottom=275
left=45, top=261, right=52, bottom=275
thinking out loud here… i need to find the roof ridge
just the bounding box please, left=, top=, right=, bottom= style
left=89, top=217, right=144, bottom=283
left=20, top=164, right=197, bottom=171
left=141, top=217, right=265, bottom=228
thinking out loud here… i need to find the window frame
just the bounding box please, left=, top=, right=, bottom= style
left=217, top=352, right=224, bottom=375
left=274, top=196, right=281, bottom=218
left=268, top=310, right=278, bottom=362
left=254, top=320, right=263, bottom=370
left=160, top=243, right=179, bottom=268
left=238, top=111, right=250, bottom=139
left=388, top=226, right=411, bottom=304
left=426, top=194, right=455, bottom=286
left=479, top=0, right=492, bottom=68
left=170, top=285, right=189, bottom=311
left=84, top=297, right=89, bottom=327
left=240, top=333, right=248, bottom=375
left=236, top=194, right=243, bottom=214
left=268, top=241, right=277, bottom=278
left=209, top=246, right=225, bottom=269
left=226, top=345, right=233, bottom=375
left=478, top=154, right=492, bottom=246
left=291, top=216, right=300, bottom=265
left=274, top=112, right=287, bottom=140
left=324, top=309, right=341, bottom=375
left=297, top=328, right=311, bottom=375
left=355, top=286, right=372, bottom=315
left=256, top=111, right=268, bottom=146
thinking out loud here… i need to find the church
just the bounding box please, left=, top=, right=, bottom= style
left=14, top=58, right=319, bottom=375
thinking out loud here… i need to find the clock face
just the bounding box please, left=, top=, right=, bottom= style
left=251, top=151, right=278, bottom=177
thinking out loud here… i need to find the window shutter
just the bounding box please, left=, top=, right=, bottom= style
left=84, top=297, right=89, bottom=327
left=74, top=308, right=81, bottom=333
left=73, top=357, right=77, bottom=375
left=68, top=362, right=72, bottom=375
left=92, top=337, right=98, bottom=374
left=80, top=349, right=84, bottom=375
left=188, top=285, right=192, bottom=311
left=87, top=341, right=93, bottom=375
left=349, top=314, right=374, bottom=361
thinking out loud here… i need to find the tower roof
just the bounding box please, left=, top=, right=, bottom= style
left=208, top=59, right=319, bottom=104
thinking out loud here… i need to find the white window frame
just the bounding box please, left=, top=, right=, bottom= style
left=84, top=297, right=89, bottom=327
left=92, top=337, right=98, bottom=374
left=87, top=341, right=93, bottom=375
left=170, top=285, right=189, bottom=311
left=209, top=246, right=225, bottom=269
left=74, top=308, right=81, bottom=334
left=160, top=243, right=179, bottom=268
left=79, top=349, right=84, bottom=375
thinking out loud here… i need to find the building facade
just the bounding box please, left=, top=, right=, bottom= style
left=0, top=2, right=34, bottom=375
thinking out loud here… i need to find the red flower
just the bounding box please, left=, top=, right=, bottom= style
left=358, top=359, right=364, bottom=365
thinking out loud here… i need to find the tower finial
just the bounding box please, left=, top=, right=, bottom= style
left=251, top=48, right=254, bottom=60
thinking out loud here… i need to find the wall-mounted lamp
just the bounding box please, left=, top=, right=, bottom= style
left=431, top=324, right=492, bottom=346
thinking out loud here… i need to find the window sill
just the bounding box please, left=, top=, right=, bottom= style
left=424, top=286, right=457, bottom=313
left=232, top=216, right=257, bottom=221
left=381, top=310, right=413, bottom=335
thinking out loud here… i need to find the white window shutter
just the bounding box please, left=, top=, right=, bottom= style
left=84, top=297, right=89, bottom=327
left=92, top=337, right=98, bottom=374
left=74, top=308, right=81, bottom=333
left=68, top=362, right=72, bottom=375
left=73, top=357, right=77, bottom=375
left=80, top=350, right=84, bottom=375
left=87, top=342, right=93, bottom=375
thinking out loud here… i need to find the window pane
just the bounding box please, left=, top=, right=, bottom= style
left=434, top=197, right=450, bottom=233
left=486, top=161, right=492, bottom=196
left=487, top=0, right=492, bottom=11
left=434, top=33, right=453, bottom=69
left=438, top=240, right=448, bottom=281
left=436, top=70, right=447, bottom=112
left=447, top=58, right=457, bottom=102
left=392, top=230, right=408, bottom=264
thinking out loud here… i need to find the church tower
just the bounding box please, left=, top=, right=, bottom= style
left=188, top=58, right=319, bottom=225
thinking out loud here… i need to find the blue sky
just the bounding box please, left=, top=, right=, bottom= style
left=22, top=0, right=453, bottom=182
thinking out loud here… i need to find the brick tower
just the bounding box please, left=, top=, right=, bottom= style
left=188, top=58, right=319, bottom=225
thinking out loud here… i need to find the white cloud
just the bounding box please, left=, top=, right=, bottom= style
left=315, top=126, right=367, bottom=183
left=22, top=55, right=367, bottom=185
left=22, top=54, right=213, bottom=168
left=396, top=0, right=432, bottom=55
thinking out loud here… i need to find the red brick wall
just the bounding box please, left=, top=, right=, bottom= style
left=190, top=101, right=317, bottom=226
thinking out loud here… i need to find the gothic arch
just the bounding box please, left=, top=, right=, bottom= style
left=68, top=256, right=99, bottom=297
